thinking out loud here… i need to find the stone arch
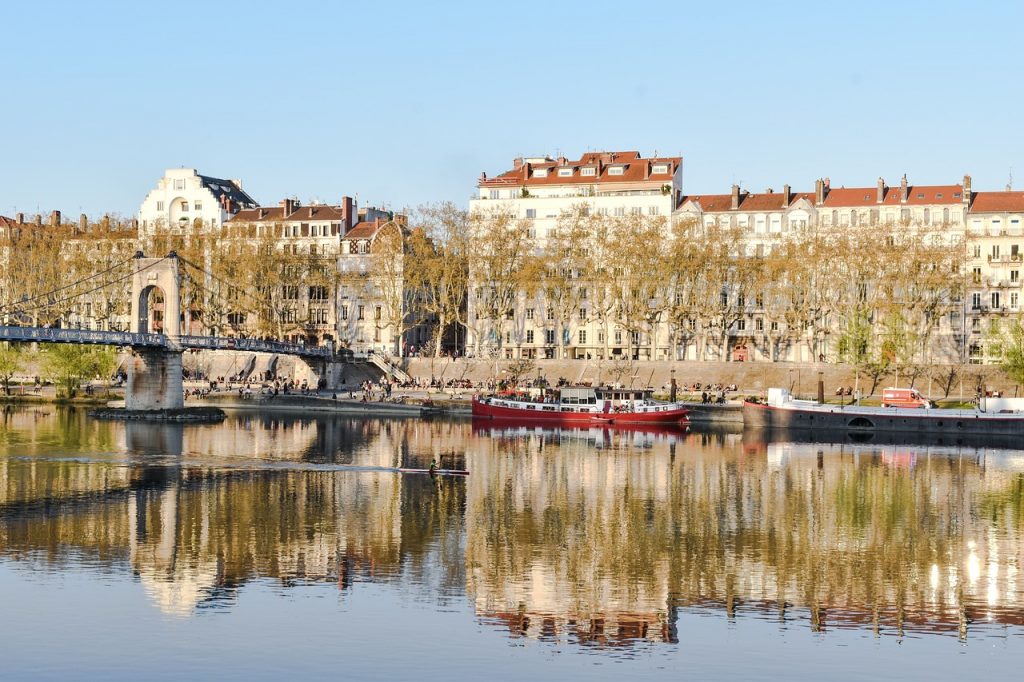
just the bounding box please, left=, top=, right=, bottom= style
left=137, top=284, right=166, bottom=334
left=131, top=254, right=181, bottom=340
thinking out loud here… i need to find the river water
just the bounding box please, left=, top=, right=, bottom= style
left=0, top=406, right=1021, bottom=680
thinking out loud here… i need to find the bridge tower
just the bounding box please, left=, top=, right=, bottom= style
left=126, top=253, right=184, bottom=410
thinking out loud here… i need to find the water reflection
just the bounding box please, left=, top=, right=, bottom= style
left=0, top=406, right=1023, bottom=648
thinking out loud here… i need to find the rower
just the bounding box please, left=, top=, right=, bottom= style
left=429, top=459, right=439, bottom=474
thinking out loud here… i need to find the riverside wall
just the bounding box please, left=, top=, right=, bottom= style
left=399, top=357, right=1014, bottom=399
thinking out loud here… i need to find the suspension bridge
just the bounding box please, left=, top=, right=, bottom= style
left=0, top=252, right=340, bottom=410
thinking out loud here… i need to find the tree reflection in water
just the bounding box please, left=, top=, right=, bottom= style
left=0, top=407, right=1022, bottom=646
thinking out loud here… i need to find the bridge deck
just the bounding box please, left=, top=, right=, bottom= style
left=0, top=326, right=332, bottom=358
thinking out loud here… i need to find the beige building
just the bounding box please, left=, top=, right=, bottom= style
left=676, top=175, right=968, bottom=363
left=468, top=150, right=683, bottom=360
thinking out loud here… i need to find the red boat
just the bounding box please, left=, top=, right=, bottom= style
left=471, top=386, right=689, bottom=425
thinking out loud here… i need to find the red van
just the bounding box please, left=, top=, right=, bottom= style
left=881, top=387, right=931, bottom=408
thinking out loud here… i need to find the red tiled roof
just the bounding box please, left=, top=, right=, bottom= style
left=822, top=185, right=962, bottom=207
left=229, top=204, right=349, bottom=223
left=969, top=191, right=1024, bottom=213
left=480, top=151, right=680, bottom=188
left=342, top=221, right=382, bottom=240
left=679, top=192, right=814, bottom=212
left=0, top=215, right=16, bottom=229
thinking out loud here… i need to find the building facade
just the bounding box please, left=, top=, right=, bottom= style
left=139, top=168, right=257, bottom=236
left=467, top=151, right=683, bottom=360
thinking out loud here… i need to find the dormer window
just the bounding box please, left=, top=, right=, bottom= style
left=580, top=167, right=596, bottom=177
left=608, top=166, right=625, bottom=176
left=557, top=168, right=573, bottom=177
left=652, top=164, right=669, bottom=174
left=533, top=168, right=548, bottom=178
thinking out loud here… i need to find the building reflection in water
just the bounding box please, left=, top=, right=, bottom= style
left=1, top=406, right=1023, bottom=647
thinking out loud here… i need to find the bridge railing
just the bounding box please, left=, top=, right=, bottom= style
left=179, top=335, right=333, bottom=358
left=0, top=326, right=166, bottom=347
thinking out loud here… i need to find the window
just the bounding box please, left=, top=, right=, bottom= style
left=770, top=320, right=779, bottom=331
left=608, top=166, right=625, bottom=176
left=180, top=201, right=189, bottom=212
left=993, top=292, right=1002, bottom=309
left=526, top=330, right=534, bottom=344
left=1013, top=293, right=1020, bottom=309
left=993, top=245, right=1001, bottom=259
left=357, top=305, right=365, bottom=320
left=489, top=189, right=499, bottom=200
left=736, top=319, right=746, bottom=331
left=580, top=288, right=588, bottom=299
left=972, top=267, right=982, bottom=284
left=546, top=308, right=555, bottom=320
left=533, top=168, right=548, bottom=178
left=581, top=167, right=596, bottom=177
left=173, top=179, right=185, bottom=190
left=545, top=329, right=555, bottom=344
left=630, top=207, right=642, bottom=215
left=614, top=207, right=625, bottom=217
left=578, top=307, right=586, bottom=320
left=311, top=308, right=329, bottom=324
left=972, top=292, right=981, bottom=310
left=505, top=309, right=514, bottom=320
left=558, top=168, right=573, bottom=177
left=579, top=330, right=587, bottom=344
left=156, top=201, right=165, bottom=211
left=614, top=330, right=622, bottom=345
left=341, top=305, right=348, bottom=320
left=973, top=244, right=982, bottom=258
left=648, top=206, right=659, bottom=215
left=652, top=164, right=668, bottom=174
left=525, top=308, right=534, bottom=320
left=374, top=306, right=382, bottom=321
left=1013, top=271, right=1020, bottom=283
left=194, top=201, right=202, bottom=211
left=525, top=208, right=536, bottom=219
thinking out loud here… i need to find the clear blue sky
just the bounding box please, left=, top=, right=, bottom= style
left=3, top=0, right=1023, bottom=218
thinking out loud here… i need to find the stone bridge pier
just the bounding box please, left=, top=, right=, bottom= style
left=126, top=348, right=184, bottom=410
left=292, top=358, right=346, bottom=391
left=128, top=254, right=184, bottom=411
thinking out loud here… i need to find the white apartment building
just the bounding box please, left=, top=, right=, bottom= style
left=468, top=150, right=683, bottom=359
left=676, top=175, right=968, bottom=363
left=138, top=168, right=257, bottom=235
left=963, top=186, right=1024, bottom=363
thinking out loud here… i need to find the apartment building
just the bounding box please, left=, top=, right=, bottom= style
left=468, top=150, right=683, bottom=359
left=338, top=211, right=432, bottom=357
left=676, top=175, right=968, bottom=363
left=139, top=168, right=257, bottom=236
left=225, top=197, right=357, bottom=345
left=963, top=187, right=1024, bottom=362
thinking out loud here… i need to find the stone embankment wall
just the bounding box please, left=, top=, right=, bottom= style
left=399, top=357, right=1014, bottom=399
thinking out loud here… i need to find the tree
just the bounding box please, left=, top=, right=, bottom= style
left=996, top=317, right=1024, bottom=390
left=407, top=203, right=470, bottom=357
left=466, top=207, right=534, bottom=357
left=40, top=345, right=93, bottom=398
left=0, top=342, right=24, bottom=395
left=371, top=220, right=416, bottom=356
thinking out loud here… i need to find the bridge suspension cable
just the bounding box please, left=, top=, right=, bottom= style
left=176, top=255, right=268, bottom=308
left=3, top=257, right=168, bottom=318
left=0, top=255, right=135, bottom=314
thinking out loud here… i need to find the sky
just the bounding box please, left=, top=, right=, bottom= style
left=3, top=0, right=1024, bottom=219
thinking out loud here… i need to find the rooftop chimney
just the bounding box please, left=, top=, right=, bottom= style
left=900, top=174, right=908, bottom=203
left=79, top=213, right=88, bottom=232
left=49, top=210, right=61, bottom=226
left=280, top=198, right=295, bottom=216
left=513, top=158, right=523, bottom=170
left=35, top=214, right=42, bottom=226
left=731, top=184, right=740, bottom=210
left=782, top=184, right=791, bottom=206
left=814, top=179, right=825, bottom=206
left=877, top=177, right=885, bottom=203
left=15, top=212, right=23, bottom=224
left=341, top=196, right=355, bottom=233
left=963, top=174, right=972, bottom=206
left=231, top=178, right=243, bottom=189
left=258, top=208, right=267, bottom=219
